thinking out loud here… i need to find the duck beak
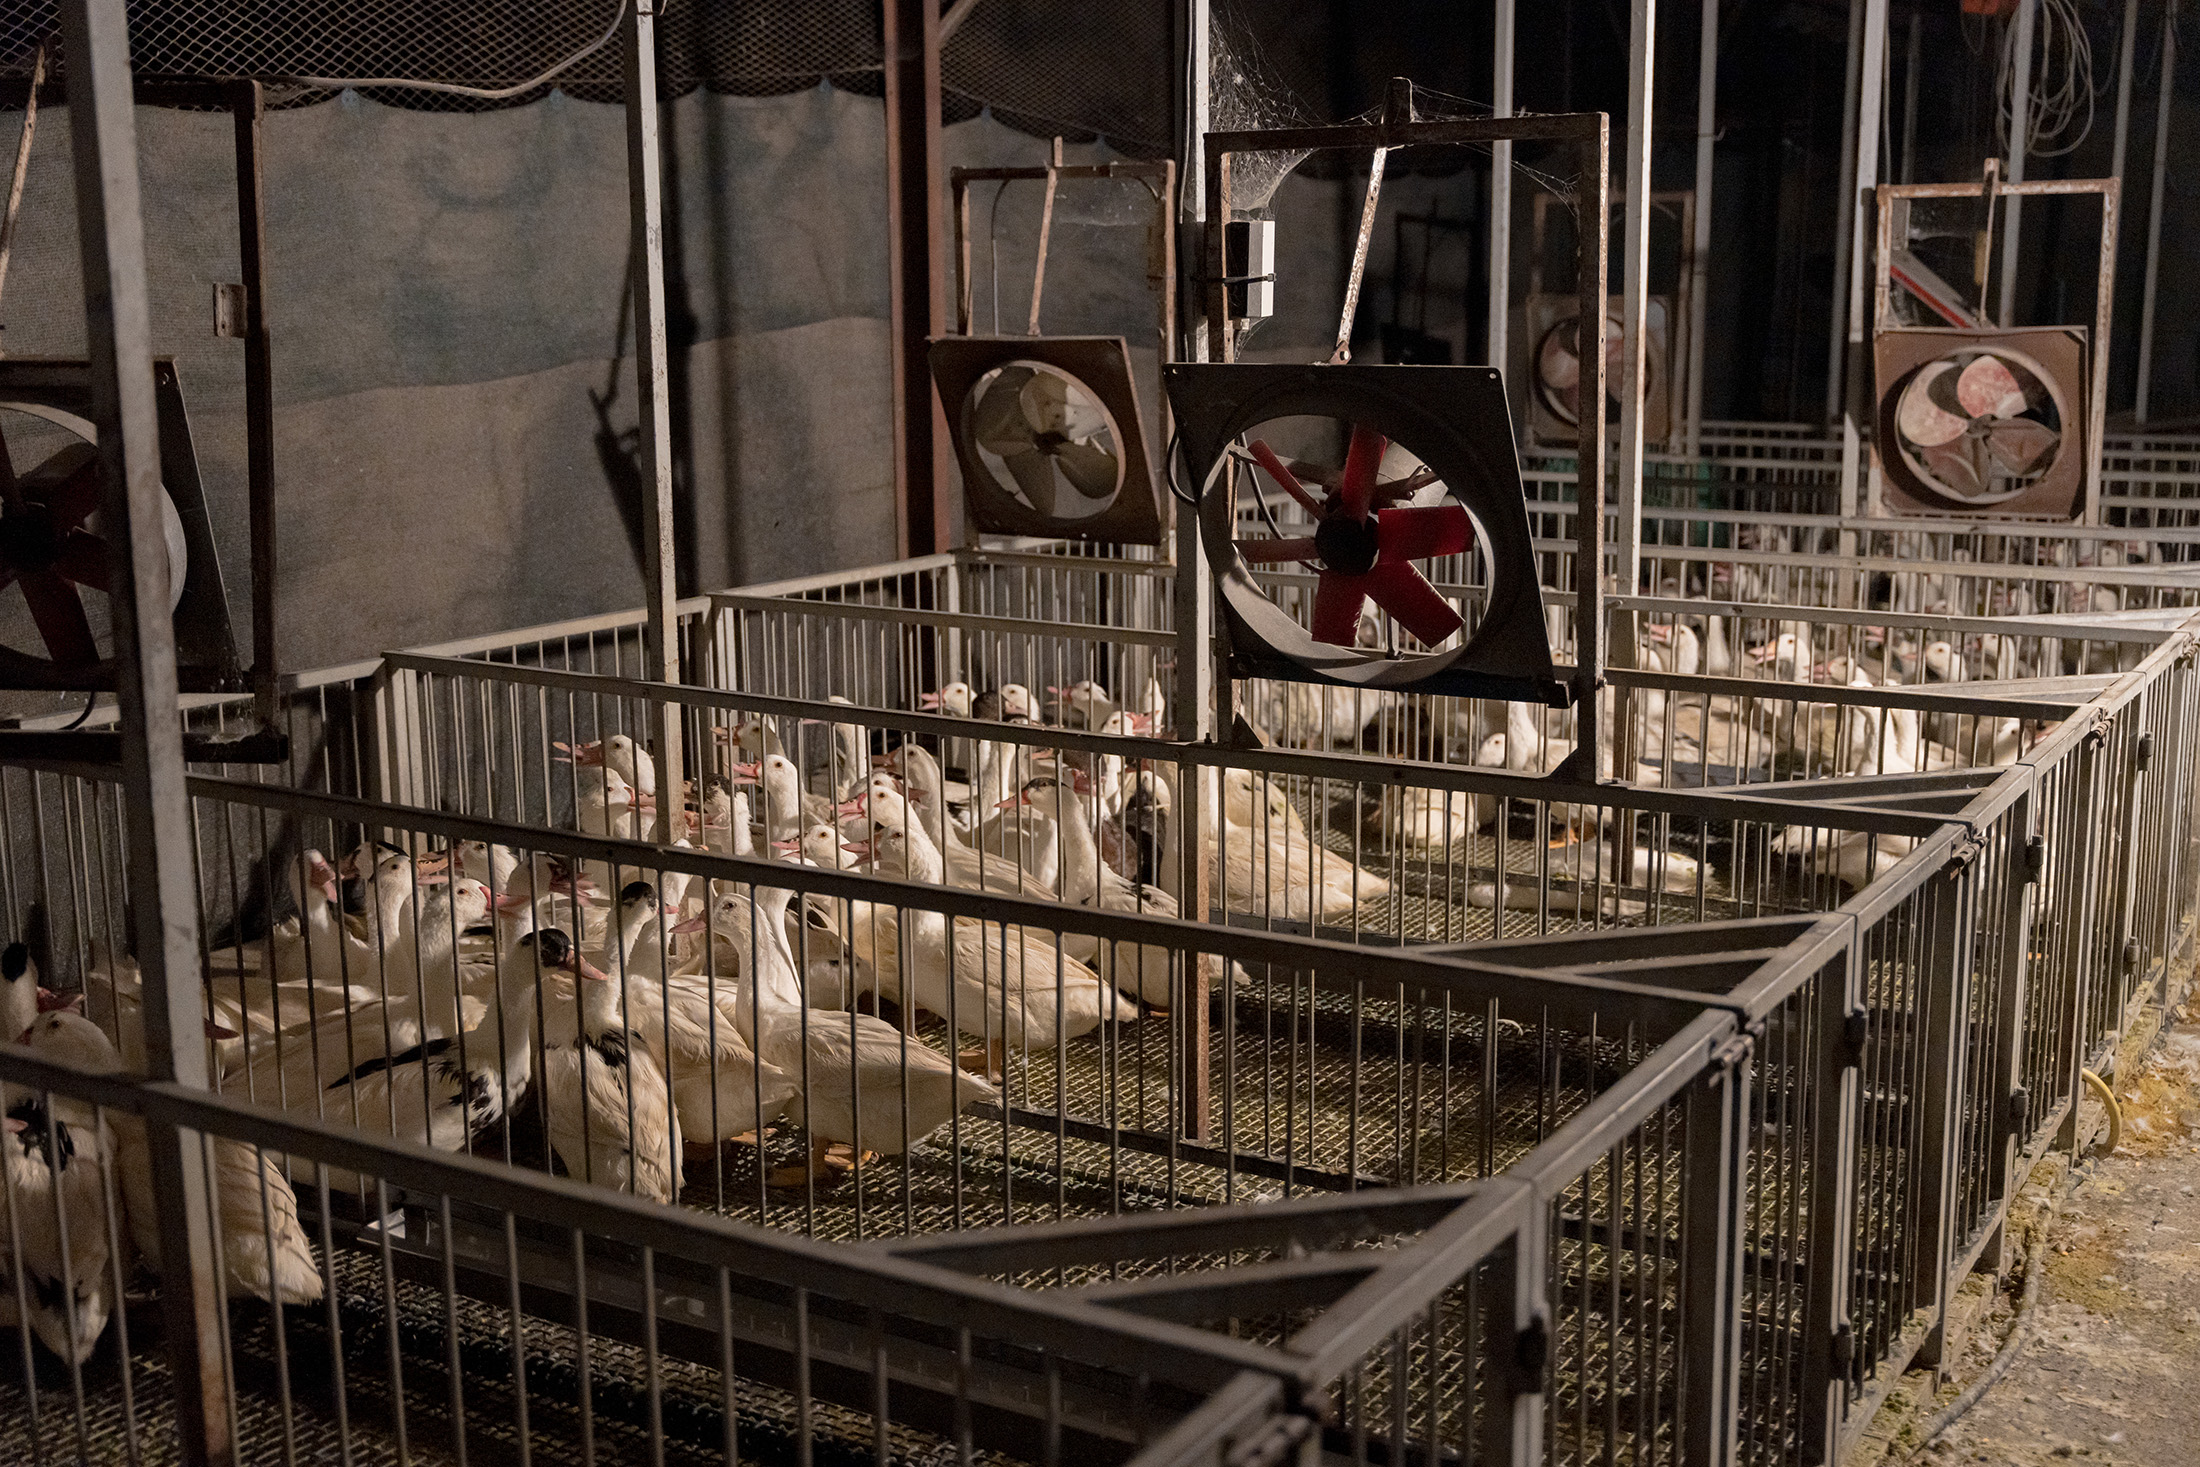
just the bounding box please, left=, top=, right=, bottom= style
left=917, top=692, right=941, bottom=709
left=728, top=762, right=761, bottom=786
left=836, top=797, right=866, bottom=817
left=997, top=794, right=1024, bottom=810
left=34, top=987, right=80, bottom=1014
left=770, top=838, right=801, bottom=854
left=572, top=956, right=614, bottom=983
left=670, top=915, right=708, bottom=935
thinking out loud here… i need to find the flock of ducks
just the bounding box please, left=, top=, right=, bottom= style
left=0, top=543, right=2155, bottom=1365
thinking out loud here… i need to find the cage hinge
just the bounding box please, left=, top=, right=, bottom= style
left=2007, top=1086, right=2031, bottom=1134
left=1226, top=1405, right=1321, bottom=1467
left=1843, top=1007, right=1870, bottom=1061
left=1710, top=1031, right=1754, bottom=1074
left=1941, top=836, right=1983, bottom=876
left=2123, top=936, right=2141, bottom=971
left=1514, top=1312, right=1551, bottom=1386
left=2135, top=732, right=2154, bottom=773
left=1831, top=1323, right=1855, bottom=1370
left=2085, top=717, right=2113, bottom=750
left=2022, top=834, right=2045, bottom=883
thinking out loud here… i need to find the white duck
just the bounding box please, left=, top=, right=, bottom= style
left=801, top=695, right=870, bottom=803
left=565, top=732, right=657, bottom=799
left=0, top=1068, right=115, bottom=1364
left=540, top=926, right=684, bottom=1202
left=608, top=884, right=799, bottom=1148
left=916, top=681, right=974, bottom=717
left=1210, top=769, right=1391, bottom=921
left=705, top=884, right=993, bottom=1185
left=1010, top=775, right=1179, bottom=1007
left=27, top=1010, right=322, bottom=1307
left=855, top=811, right=1128, bottom=1075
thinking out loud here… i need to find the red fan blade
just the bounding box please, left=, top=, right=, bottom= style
left=1337, top=425, right=1388, bottom=520
left=1309, top=573, right=1370, bottom=647
left=1363, top=562, right=1464, bottom=647
left=1234, top=535, right=1321, bottom=564
left=1374, top=504, right=1471, bottom=561
left=1245, top=440, right=1326, bottom=518
left=21, top=569, right=97, bottom=667
left=52, top=530, right=110, bottom=592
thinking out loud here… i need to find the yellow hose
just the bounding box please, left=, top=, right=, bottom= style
left=2081, top=1069, right=2122, bottom=1157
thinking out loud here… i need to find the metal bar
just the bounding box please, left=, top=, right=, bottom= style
left=1685, top=0, right=1717, bottom=454
left=0, top=38, right=45, bottom=313
left=1027, top=136, right=1063, bottom=336
left=57, top=2, right=227, bottom=1460
left=2136, top=0, right=2176, bottom=424
left=1799, top=925, right=1861, bottom=1462
left=1205, top=113, right=1607, bottom=152
left=1569, top=119, right=1610, bottom=781
left=1826, top=0, right=1867, bottom=426
left=1838, top=0, right=1888, bottom=541
left=883, top=0, right=947, bottom=554
left=1678, top=1043, right=1747, bottom=1467
left=1487, top=0, right=1514, bottom=374
left=1908, top=865, right=1970, bottom=1366
left=1604, top=667, right=2094, bottom=724
left=2111, top=0, right=2140, bottom=189
left=711, top=591, right=1179, bottom=648
left=1614, top=0, right=1658, bottom=595
left=231, top=82, right=277, bottom=727
left=1999, top=0, right=2039, bottom=326
left=621, top=0, right=686, bottom=843
left=1900, top=11, right=1920, bottom=183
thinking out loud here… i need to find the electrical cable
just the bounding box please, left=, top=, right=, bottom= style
left=276, top=0, right=629, bottom=101
left=1996, top=0, right=2097, bottom=160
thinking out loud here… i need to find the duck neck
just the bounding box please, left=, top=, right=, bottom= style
left=1049, top=796, right=1102, bottom=901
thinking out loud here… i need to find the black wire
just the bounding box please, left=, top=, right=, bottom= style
left=1164, top=425, right=1201, bottom=508
left=58, top=690, right=95, bottom=731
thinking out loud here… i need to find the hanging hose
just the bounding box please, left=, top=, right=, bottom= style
left=2081, top=1068, right=2122, bottom=1157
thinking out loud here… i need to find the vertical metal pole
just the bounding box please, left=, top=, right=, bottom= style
left=1615, top=0, right=1658, bottom=600
left=1910, top=866, right=1972, bottom=1372
left=232, top=84, right=276, bottom=728
left=1679, top=1048, right=1748, bottom=1467
left=623, top=0, right=685, bottom=840
left=884, top=0, right=947, bottom=554
left=1486, top=0, right=1515, bottom=374
left=1899, top=12, right=1921, bottom=184
left=1684, top=0, right=1718, bottom=455
left=2111, top=0, right=2141, bottom=186
left=59, top=2, right=227, bottom=1461
left=2137, top=1, right=2177, bottom=426
left=1838, top=0, right=1888, bottom=566
left=1825, top=0, right=1867, bottom=426
left=1569, top=122, right=1610, bottom=780
left=1176, top=0, right=1215, bottom=1142
left=1999, top=0, right=2039, bottom=326
left=1799, top=937, right=1863, bottom=1463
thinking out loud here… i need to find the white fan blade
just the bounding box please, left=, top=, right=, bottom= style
left=1018, top=370, right=1072, bottom=434
left=971, top=367, right=1038, bottom=457
left=1000, top=448, right=1058, bottom=509
left=1956, top=354, right=2028, bottom=419
left=1053, top=438, right=1119, bottom=498
left=1897, top=361, right=1968, bottom=448
left=1983, top=419, right=2059, bottom=477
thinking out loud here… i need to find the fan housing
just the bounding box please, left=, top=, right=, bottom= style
left=1165, top=363, right=1565, bottom=703
left=929, top=336, right=1165, bottom=545
left=1873, top=326, right=2086, bottom=518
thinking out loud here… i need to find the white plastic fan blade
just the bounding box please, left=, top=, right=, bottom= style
left=1897, top=361, right=1969, bottom=448
left=1053, top=438, right=1120, bottom=498
left=1982, top=419, right=2059, bottom=477
left=1017, top=370, right=1073, bottom=434
left=1956, top=354, right=2028, bottom=420
left=1538, top=327, right=1580, bottom=390
left=972, top=367, right=1039, bottom=457
left=1000, top=448, right=1058, bottom=509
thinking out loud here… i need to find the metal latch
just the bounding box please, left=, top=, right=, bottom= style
left=2023, top=834, right=2045, bottom=883
left=1832, top=1323, right=1855, bottom=1370
left=2136, top=732, right=2154, bottom=772
left=2007, top=1086, right=2030, bottom=1133
left=1844, top=1007, right=1870, bottom=1060
left=1515, top=1313, right=1551, bottom=1386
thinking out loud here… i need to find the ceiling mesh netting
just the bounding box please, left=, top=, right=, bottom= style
left=0, top=0, right=1174, bottom=152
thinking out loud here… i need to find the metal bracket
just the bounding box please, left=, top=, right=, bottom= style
left=2023, top=834, right=2046, bottom=883
left=1844, top=1007, right=1870, bottom=1062
left=2135, top=731, right=2154, bottom=772
left=1832, top=1322, right=1855, bottom=1371
left=1941, top=835, right=1984, bottom=875
left=1710, top=1030, right=1754, bottom=1074
left=2007, top=1086, right=2030, bottom=1134
left=1514, top=1311, right=1551, bottom=1388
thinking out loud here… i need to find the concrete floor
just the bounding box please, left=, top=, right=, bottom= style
left=1883, top=1015, right=2200, bottom=1466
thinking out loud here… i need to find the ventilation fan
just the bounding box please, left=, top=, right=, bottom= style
left=0, top=360, right=240, bottom=691
left=1523, top=295, right=1671, bottom=447
left=1873, top=327, right=2086, bottom=518
left=1164, top=363, right=1564, bottom=703
left=929, top=336, right=1165, bottom=544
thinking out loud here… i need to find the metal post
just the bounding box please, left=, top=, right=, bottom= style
left=1838, top=0, right=1888, bottom=559
left=1684, top=0, right=1717, bottom=455
left=1911, top=864, right=1972, bottom=1371
left=1486, top=0, right=1515, bottom=375
left=1799, top=936, right=1862, bottom=1463
left=1900, top=12, right=1921, bottom=183
left=232, top=84, right=276, bottom=728
left=2111, top=0, right=2141, bottom=186
left=1679, top=1047, right=1748, bottom=1467
left=1569, top=122, right=1611, bottom=780
left=2137, top=1, right=2177, bottom=425
left=1825, top=0, right=1867, bottom=425
left=884, top=0, right=948, bottom=554
left=623, top=0, right=686, bottom=841
left=1615, top=0, right=1658, bottom=599
left=1998, top=0, right=2039, bottom=326
left=59, top=1, right=227, bottom=1460
left=1176, top=0, right=1214, bottom=1141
